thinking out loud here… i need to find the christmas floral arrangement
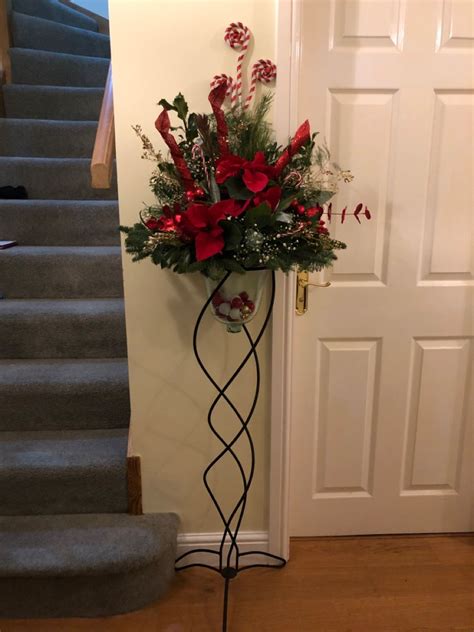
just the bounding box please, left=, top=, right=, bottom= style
left=121, top=23, right=370, bottom=330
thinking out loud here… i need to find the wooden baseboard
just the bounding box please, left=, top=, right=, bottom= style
left=127, top=455, right=143, bottom=515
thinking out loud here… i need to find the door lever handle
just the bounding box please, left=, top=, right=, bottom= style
left=296, top=271, right=331, bottom=315
left=298, top=278, right=331, bottom=289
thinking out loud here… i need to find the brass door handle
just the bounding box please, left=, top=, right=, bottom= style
left=296, top=271, right=331, bottom=315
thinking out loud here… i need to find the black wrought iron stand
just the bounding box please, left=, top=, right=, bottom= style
left=175, top=270, right=286, bottom=631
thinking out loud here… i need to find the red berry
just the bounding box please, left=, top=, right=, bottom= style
left=239, top=291, right=249, bottom=302
left=291, top=200, right=299, bottom=208
left=246, top=300, right=255, bottom=312
left=195, top=187, right=205, bottom=198
left=186, top=190, right=196, bottom=201
left=231, top=297, right=243, bottom=309
left=212, top=292, right=224, bottom=307
left=296, top=204, right=306, bottom=215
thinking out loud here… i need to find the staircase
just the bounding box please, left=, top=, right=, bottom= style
left=0, top=0, right=178, bottom=618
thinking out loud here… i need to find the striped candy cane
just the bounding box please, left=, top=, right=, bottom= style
left=210, top=73, right=234, bottom=97
left=244, top=59, right=277, bottom=110
left=224, top=22, right=250, bottom=107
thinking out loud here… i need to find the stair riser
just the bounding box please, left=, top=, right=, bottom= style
left=0, top=158, right=117, bottom=200
left=0, top=468, right=128, bottom=515
left=0, top=250, right=124, bottom=299
left=12, top=0, right=99, bottom=32
left=3, top=85, right=103, bottom=121
left=11, top=12, right=110, bottom=59
left=0, top=121, right=97, bottom=158
left=0, top=303, right=127, bottom=359
left=0, top=202, right=120, bottom=246
left=0, top=552, right=176, bottom=618
left=0, top=386, right=130, bottom=432
left=10, top=49, right=109, bottom=87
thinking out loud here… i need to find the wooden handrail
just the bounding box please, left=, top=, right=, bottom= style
left=0, top=0, right=12, bottom=111
left=91, top=64, right=115, bottom=189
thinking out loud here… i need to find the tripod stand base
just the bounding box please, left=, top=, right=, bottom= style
left=176, top=549, right=286, bottom=632
left=221, top=566, right=238, bottom=579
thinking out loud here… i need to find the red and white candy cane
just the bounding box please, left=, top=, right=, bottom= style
left=224, top=22, right=250, bottom=107
left=210, top=73, right=234, bottom=98
left=244, top=59, right=277, bottom=110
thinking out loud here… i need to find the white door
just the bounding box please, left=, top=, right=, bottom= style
left=289, top=0, right=474, bottom=536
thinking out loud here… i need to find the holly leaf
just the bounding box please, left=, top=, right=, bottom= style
left=275, top=211, right=293, bottom=224
left=224, top=177, right=253, bottom=200
left=244, top=202, right=276, bottom=229
left=158, top=98, right=174, bottom=111
left=173, top=93, right=189, bottom=122
left=278, top=194, right=298, bottom=211
left=244, top=253, right=261, bottom=268
left=219, top=258, right=246, bottom=274
left=221, top=220, right=243, bottom=251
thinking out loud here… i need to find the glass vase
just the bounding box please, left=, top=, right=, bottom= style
left=205, top=270, right=269, bottom=333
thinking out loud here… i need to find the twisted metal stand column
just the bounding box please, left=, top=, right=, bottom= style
left=175, top=270, right=286, bottom=631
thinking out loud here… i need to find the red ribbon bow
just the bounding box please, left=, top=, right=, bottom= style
left=273, top=120, right=311, bottom=176
left=155, top=109, right=196, bottom=193
left=209, top=82, right=230, bottom=157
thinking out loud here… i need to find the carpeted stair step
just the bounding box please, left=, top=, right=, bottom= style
left=0, top=200, right=120, bottom=246
left=0, top=512, right=179, bottom=617
left=11, top=11, right=110, bottom=58
left=12, top=0, right=99, bottom=32
left=0, top=359, right=130, bottom=431
left=0, top=429, right=128, bottom=515
left=0, top=246, right=124, bottom=298
left=0, top=157, right=117, bottom=199
left=0, top=299, right=127, bottom=359
left=0, top=119, right=97, bottom=158
left=10, top=49, right=109, bottom=87
left=3, top=84, right=103, bottom=120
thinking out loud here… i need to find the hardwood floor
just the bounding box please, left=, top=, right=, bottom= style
left=1, top=535, right=473, bottom=632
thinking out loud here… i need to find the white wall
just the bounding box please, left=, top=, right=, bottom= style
left=109, top=0, right=276, bottom=534
left=74, top=0, right=109, bottom=18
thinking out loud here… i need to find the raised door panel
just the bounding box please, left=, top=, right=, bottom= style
left=420, top=91, right=474, bottom=283
left=331, top=0, right=406, bottom=50
left=314, top=339, right=381, bottom=497
left=326, top=90, right=398, bottom=285
left=438, top=0, right=474, bottom=50
left=402, top=338, right=472, bottom=494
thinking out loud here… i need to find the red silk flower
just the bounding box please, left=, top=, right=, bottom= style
left=215, top=151, right=276, bottom=193
left=182, top=199, right=242, bottom=261
left=253, top=185, right=282, bottom=211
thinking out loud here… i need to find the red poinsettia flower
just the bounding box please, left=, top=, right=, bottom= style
left=215, top=151, right=276, bottom=193
left=252, top=185, right=282, bottom=211
left=181, top=199, right=242, bottom=261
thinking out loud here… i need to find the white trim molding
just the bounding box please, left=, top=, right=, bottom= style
left=177, top=531, right=269, bottom=566
left=269, top=0, right=302, bottom=561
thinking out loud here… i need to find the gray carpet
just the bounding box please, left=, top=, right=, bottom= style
left=0, top=119, right=98, bottom=157
left=0, top=513, right=179, bottom=617
left=3, top=84, right=104, bottom=120
left=0, top=0, right=178, bottom=618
